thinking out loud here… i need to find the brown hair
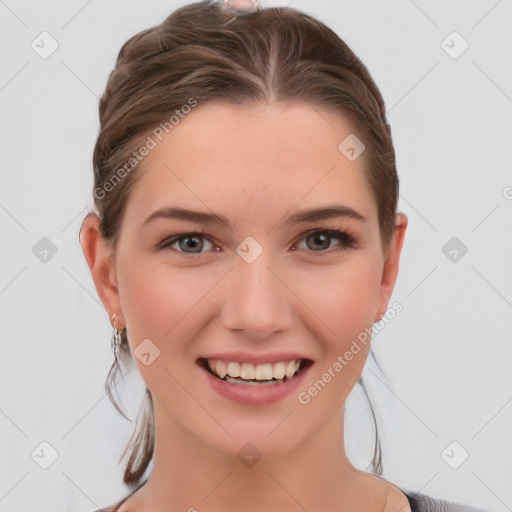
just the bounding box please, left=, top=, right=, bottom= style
left=93, top=0, right=397, bottom=488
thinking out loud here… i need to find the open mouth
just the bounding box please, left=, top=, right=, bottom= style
left=199, top=357, right=313, bottom=386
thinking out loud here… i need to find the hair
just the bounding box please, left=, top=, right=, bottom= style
left=92, top=0, right=398, bottom=489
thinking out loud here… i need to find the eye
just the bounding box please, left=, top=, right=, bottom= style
left=158, top=229, right=356, bottom=255
left=293, top=229, right=356, bottom=254
left=158, top=233, right=218, bottom=254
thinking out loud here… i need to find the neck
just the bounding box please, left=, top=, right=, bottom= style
left=125, top=401, right=385, bottom=512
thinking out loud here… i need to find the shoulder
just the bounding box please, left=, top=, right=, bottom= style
left=401, top=489, right=496, bottom=512
left=383, top=482, right=413, bottom=512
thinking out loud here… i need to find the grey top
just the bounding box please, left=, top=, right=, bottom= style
left=404, top=490, right=491, bottom=512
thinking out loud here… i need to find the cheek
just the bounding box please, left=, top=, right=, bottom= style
left=291, top=255, right=382, bottom=349
left=119, top=263, right=179, bottom=341
left=116, top=257, right=211, bottom=393
left=117, top=255, right=223, bottom=348
left=293, top=258, right=382, bottom=412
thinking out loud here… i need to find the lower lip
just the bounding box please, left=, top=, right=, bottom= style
left=201, top=363, right=312, bottom=405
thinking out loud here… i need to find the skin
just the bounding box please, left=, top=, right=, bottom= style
left=81, top=101, right=409, bottom=512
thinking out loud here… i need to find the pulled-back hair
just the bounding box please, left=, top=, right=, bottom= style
left=93, top=0, right=397, bottom=488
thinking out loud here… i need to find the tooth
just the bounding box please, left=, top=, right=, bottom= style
left=240, top=362, right=255, bottom=380
left=255, top=363, right=273, bottom=381
left=209, top=358, right=304, bottom=381
left=215, top=360, right=227, bottom=378
left=273, top=362, right=286, bottom=380
left=285, top=360, right=299, bottom=379
left=227, top=361, right=241, bottom=378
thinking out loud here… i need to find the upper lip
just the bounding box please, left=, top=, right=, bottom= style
left=198, top=351, right=314, bottom=365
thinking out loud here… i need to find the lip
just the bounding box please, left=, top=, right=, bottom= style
left=198, top=355, right=314, bottom=406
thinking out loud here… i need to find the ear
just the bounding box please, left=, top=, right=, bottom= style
left=79, top=213, right=123, bottom=327
left=374, top=212, right=408, bottom=322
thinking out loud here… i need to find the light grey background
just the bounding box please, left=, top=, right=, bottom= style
left=0, top=1, right=511, bottom=511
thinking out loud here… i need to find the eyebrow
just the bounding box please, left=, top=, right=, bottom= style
left=142, top=205, right=366, bottom=229
left=282, top=205, right=366, bottom=226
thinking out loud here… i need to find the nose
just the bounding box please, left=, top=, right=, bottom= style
left=219, top=252, right=293, bottom=340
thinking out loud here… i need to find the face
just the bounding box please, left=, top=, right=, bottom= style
left=88, top=101, right=406, bottom=459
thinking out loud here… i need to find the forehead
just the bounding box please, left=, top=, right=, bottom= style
left=125, top=101, right=377, bottom=227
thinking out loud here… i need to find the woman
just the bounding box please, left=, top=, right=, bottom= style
left=80, top=1, right=491, bottom=510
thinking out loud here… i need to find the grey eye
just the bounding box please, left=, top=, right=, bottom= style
left=160, top=234, right=215, bottom=253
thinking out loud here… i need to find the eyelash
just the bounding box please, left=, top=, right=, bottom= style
left=157, top=228, right=358, bottom=256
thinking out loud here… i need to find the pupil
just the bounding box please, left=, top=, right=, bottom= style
left=307, top=233, right=330, bottom=251
left=180, top=236, right=202, bottom=252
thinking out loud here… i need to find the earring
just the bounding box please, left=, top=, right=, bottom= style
left=110, top=313, right=123, bottom=360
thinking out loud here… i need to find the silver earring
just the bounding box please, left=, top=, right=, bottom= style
left=110, top=313, right=123, bottom=360
left=111, top=326, right=122, bottom=359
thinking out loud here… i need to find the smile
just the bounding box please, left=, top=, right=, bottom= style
left=200, top=358, right=312, bottom=386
